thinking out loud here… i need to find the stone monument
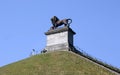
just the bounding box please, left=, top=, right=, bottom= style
left=43, top=16, right=76, bottom=52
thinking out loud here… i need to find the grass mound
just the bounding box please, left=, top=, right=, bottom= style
left=0, top=51, right=116, bottom=75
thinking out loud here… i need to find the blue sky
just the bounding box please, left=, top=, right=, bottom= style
left=0, top=0, right=120, bottom=68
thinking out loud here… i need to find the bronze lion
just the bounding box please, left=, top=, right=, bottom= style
left=50, top=16, right=72, bottom=29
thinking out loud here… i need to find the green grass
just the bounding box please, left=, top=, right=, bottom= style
left=0, top=51, right=116, bottom=75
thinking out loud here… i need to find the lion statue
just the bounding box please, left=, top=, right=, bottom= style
left=50, top=16, right=72, bottom=29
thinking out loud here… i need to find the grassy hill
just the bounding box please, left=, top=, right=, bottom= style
left=0, top=51, right=117, bottom=75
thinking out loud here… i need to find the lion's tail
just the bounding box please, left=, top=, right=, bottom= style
left=67, top=19, right=72, bottom=26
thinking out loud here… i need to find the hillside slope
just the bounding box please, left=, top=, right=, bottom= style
left=0, top=51, right=116, bottom=75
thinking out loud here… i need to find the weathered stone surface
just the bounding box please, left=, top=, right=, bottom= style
left=45, top=26, right=75, bottom=52
left=46, top=31, right=67, bottom=46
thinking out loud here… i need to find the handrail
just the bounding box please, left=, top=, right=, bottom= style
left=70, top=46, right=120, bottom=74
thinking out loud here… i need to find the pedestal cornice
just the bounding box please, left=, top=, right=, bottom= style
left=45, top=26, right=76, bottom=35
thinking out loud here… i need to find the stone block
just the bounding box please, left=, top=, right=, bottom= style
left=44, top=26, right=76, bottom=52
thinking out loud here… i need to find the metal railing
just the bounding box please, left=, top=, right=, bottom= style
left=72, top=46, right=120, bottom=74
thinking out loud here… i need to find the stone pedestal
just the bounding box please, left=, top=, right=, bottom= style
left=44, top=26, right=76, bottom=52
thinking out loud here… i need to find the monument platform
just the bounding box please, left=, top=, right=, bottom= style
left=44, top=26, right=76, bottom=52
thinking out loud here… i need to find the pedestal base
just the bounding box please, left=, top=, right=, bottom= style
left=44, top=26, right=76, bottom=52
